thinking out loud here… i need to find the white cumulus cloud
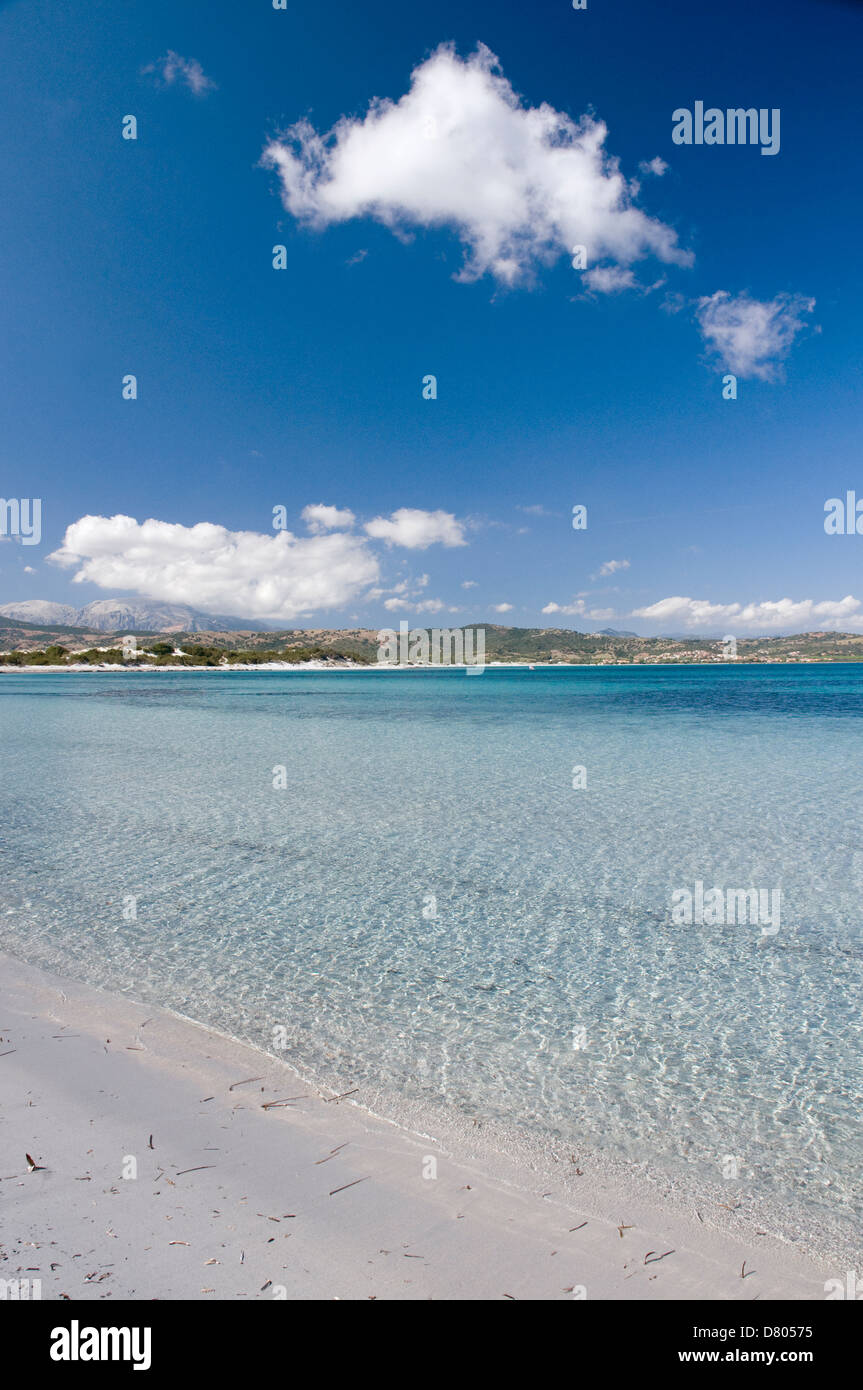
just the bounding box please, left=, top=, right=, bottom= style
left=694, top=291, right=815, bottom=380
left=364, top=508, right=467, bottom=549
left=542, top=600, right=586, bottom=616
left=48, top=515, right=378, bottom=623
left=631, top=594, right=863, bottom=632
left=261, top=42, right=691, bottom=288
left=542, top=599, right=621, bottom=620
left=302, top=503, right=356, bottom=533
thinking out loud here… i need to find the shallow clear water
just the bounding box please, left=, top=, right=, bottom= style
left=1, top=666, right=860, bottom=1234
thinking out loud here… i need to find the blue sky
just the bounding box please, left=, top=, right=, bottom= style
left=1, top=0, right=861, bottom=634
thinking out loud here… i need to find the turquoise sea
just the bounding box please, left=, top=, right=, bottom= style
left=1, top=665, right=860, bottom=1241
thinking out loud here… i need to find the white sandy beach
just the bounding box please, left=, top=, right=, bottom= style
left=1, top=661, right=507, bottom=672
left=0, top=951, right=845, bottom=1301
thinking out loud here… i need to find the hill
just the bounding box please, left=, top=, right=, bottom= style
left=2, top=617, right=863, bottom=664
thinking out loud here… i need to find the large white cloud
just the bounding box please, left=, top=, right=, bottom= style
left=47, top=509, right=471, bottom=622
left=694, top=291, right=815, bottom=380
left=48, top=515, right=379, bottom=623
left=632, top=595, right=862, bottom=632
left=261, top=43, right=691, bottom=287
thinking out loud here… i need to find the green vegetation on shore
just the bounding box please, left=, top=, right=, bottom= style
left=3, top=621, right=863, bottom=666
left=0, top=641, right=372, bottom=668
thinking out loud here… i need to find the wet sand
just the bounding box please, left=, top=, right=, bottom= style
left=0, top=952, right=842, bottom=1301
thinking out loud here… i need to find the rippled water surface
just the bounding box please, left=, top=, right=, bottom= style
left=1, top=666, right=860, bottom=1233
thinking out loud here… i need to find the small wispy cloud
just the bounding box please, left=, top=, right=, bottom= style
left=144, top=51, right=217, bottom=96
left=592, top=558, right=630, bottom=579
left=542, top=597, right=621, bottom=620
left=583, top=266, right=638, bottom=294
left=383, top=596, right=457, bottom=614
left=694, top=291, right=815, bottom=380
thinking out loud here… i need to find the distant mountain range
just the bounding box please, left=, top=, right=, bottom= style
left=0, top=604, right=648, bottom=642
left=0, top=599, right=270, bottom=633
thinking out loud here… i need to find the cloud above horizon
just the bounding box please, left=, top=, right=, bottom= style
left=632, top=594, right=863, bottom=632
left=542, top=599, right=617, bottom=619
left=538, top=591, right=863, bottom=633
left=45, top=514, right=860, bottom=635
left=383, top=596, right=455, bottom=614
left=694, top=291, right=815, bottom=379
left=261, top=42, right=691, bottom=288
left=47, top=509, right=467, bottom=623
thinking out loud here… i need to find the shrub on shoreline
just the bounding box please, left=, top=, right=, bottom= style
left=2, top=643, right=373, bottom=667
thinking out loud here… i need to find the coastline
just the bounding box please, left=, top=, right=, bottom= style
left=0, top=659, right=837, bottom=673
left=0, top=950, right=849, bottom=1300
